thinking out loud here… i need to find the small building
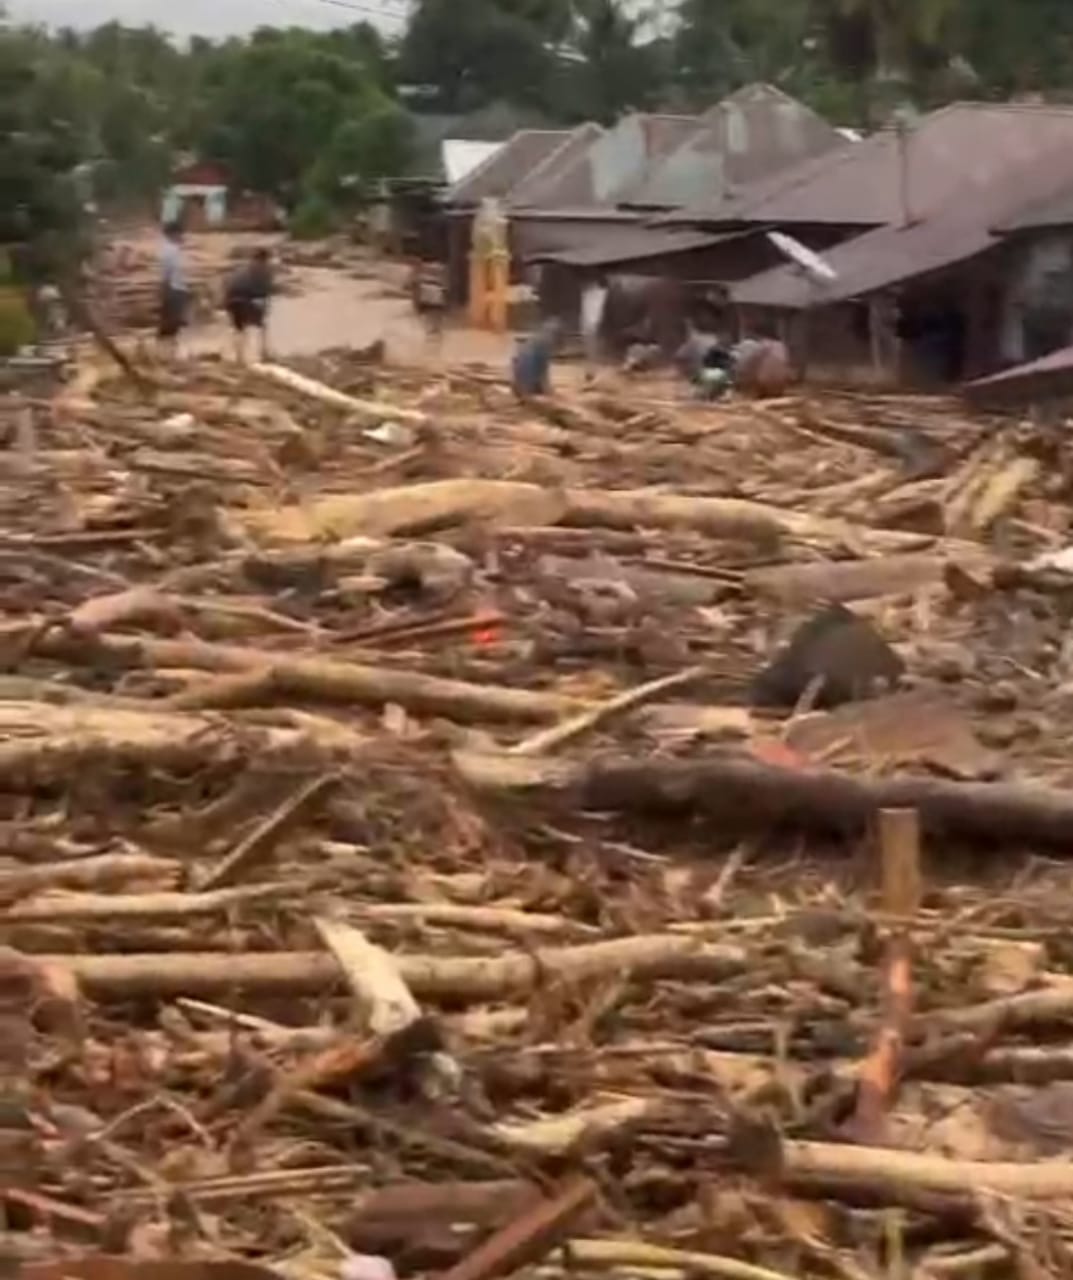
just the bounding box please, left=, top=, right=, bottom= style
left=620, top=84, right=848, bottom=213
left=529, top=227, right=773, bottom=340
left=442, top=125, right=604, bottom=304
left=727, top=103, right=1073, bottom=387
left=161, top=161, right=280, bottom=232
left=509, top=87, right=848, bottom=339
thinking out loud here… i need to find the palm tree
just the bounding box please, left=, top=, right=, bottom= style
left=817, top=0, right=961, bottom=119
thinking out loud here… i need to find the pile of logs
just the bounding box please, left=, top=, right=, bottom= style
left=5, top=347, right=1073, bottom=1280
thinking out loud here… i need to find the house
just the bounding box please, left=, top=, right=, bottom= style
left=161, top=161, right=280, bottom=232
left=529, top=227, right=768, bottom=336
left=162, top=161, right=229, bottom=229
left=442, top=124, right=604, bottom=303
left=725, top=103, right=1073, bottom=386
left=515, top=87, right=848, bottom=334
left=619, top=84, right=847, bottom=213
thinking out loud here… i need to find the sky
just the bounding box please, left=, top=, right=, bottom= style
left=5, top=0, right=411, bottom=39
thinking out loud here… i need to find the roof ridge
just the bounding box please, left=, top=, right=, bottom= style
left=507, top=121, right=604, bottom=207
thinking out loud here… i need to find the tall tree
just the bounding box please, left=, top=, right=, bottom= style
left=564, top=0, right=668, bottom=121
left=398, top=0, right=559, bottom=112
left=812, top=0, right=962, bottom=116
left=672, top=0, right=812, bottom=106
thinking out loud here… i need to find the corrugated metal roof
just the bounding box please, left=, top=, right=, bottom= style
left=408, top=102, right=550, bottom=180
left=508, top=123, right=605, bottom=207
left=621, top=84, right=846, bottom=210
left=668, top=101, right=1073, bottom=229
left=511, top=113, right=705, bottom=208
left=527, top=228, right=739, bottom=267
left=447, top=129, right=575, bottom=205
left=443, top=140, right=504, bottom=185
left=732, top=121, right=1073, bottom=309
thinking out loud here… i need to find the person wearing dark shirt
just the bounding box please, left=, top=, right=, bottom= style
left=225, top=247, right=273, bottom=362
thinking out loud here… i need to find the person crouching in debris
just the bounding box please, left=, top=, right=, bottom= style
left=676, top=321, right=734, bottom=400
left=512, top=319, right=561, bottom=399
left=157, top=221, right=190, bottom=359
left=225, top=246, right=274, bottom=363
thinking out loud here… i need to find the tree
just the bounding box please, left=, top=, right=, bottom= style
left=672, top=0, right=812, bottom=106
left=810, top=0, right=962, bottom=117
left=195, top=29, right=396, bottom=202
left=398, top=0, right=558, bottom=112
left=564, top=0, right=669, bottom=121
left=0, top=25, right=91, bottom=269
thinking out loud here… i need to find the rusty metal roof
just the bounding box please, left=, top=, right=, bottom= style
left=508, top=123, right=605, bottom=207
left=621, top=84, right=846, bottom=210
left=732, top=107, right=1073, bottom=310
left=447, top=128, right=586, bottom=205
left=668, top=101, right=1073, bottom=229
left=510, top=113, right=705, bottom=208
left=526, top=228, right=740, bottom=267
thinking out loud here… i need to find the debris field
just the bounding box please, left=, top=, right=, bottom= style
left=7, top=345, right=1073, bottom=1280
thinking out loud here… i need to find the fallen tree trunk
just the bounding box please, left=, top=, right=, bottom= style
left=4, top=883, right=289, bottom=923
left=454, top=748, right=1073, bottom=849
left=251, top=362, right=427, bottom=426
left=233, top=479, right=932, bottom=551
left=560, top=487, right=927, bottom=551
left=778, top=1136, right=1073, bottom=1202
left=744, top=554, right=973, bottom=606
left=35, top=630, right=581, bottom=725
left=37, top=935, right=746, bottom=1001
left=0, top=700, right=341, bottom=788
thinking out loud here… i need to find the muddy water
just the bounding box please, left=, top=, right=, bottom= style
left=188, top=266, right=515, bottom=369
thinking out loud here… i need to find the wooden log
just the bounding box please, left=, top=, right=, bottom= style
left=234, top=479, right=929, bottom=552
left=850, top=809, right=920, bottom=1140
left=560, top=487, right=926, bottom=552
left=66, top=587, right=182, bottom=637
left=744, top=554, right=970, bottom=606
left=778, top=1136, right=1073, bottom=1202
left=0, top=852, right=181, bottom=900
left=4, top=883, right=289, bottom=923
left=251, top=361, right=428, bottom=426
left=0, top=700, right=336, bottom=788
left=453, top=748, right=1073, bottom=849
left=34, top=935, right=746, bottom=1001
left=35, top=630, right=581, bottom=725
left=568, top=1239, right=800, bottom=1280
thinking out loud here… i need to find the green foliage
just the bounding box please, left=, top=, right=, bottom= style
left=399, top=0, right=560, bottom=112
left=8, top=0, right=1073, bottom=263
left=289, top=193, right=339, bottom=240
left=0, top=288, right=36, bottom=357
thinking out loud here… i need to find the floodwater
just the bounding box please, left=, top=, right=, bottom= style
left=188, top=265, right=515, bottom=369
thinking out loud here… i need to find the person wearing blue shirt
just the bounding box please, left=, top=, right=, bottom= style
left=512, top=319, right=561, bottom=398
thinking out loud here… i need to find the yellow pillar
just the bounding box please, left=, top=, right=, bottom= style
left=468, top=252, right=487, bottom=328
left=487, top=249, right=510, bottom=333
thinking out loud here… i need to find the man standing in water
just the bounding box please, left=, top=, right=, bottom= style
left=157, top=221, right=189, bottom=359
left=224, top=246, right=274, bottom=363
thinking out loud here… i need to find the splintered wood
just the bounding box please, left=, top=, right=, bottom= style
left=6, top=345, right=1073, bottom=1280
